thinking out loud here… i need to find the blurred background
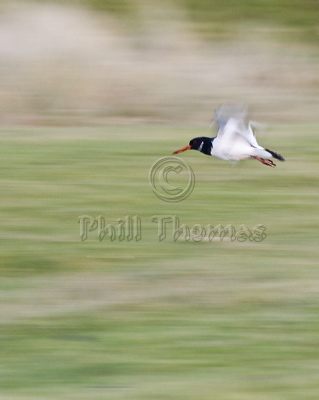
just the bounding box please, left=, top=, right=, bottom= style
left=1, top=1, right=319, bottom=400
left=1, top=0, right=319, bottom=125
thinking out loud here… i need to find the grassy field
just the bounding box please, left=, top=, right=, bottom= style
left=1, top=123, right=319, bottom=399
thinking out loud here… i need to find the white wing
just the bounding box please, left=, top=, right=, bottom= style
left=216, top=118, right=250, bottom=154
left=214, top=104, right=247, bottom=137
left=213, top=117, right=266, bottom=160
left=211, top=105, right=271, bottom=161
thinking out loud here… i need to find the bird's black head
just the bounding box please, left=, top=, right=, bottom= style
left=173, top=137, right=212, bottom=156
left=189, top=137, right=205, bottom=150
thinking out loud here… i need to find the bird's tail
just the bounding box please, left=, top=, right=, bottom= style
left=265, top=149, right=285, bottom=162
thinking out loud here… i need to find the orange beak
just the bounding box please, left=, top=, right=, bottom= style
left=172, top=144, right=191, bottom=155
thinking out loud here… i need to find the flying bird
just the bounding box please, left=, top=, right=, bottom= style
left=172, top=105, right=285, bottom=167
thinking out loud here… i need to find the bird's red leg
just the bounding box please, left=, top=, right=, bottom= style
left=251, top=156, right=276, bottom=168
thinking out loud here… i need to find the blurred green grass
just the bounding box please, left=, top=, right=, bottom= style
left=1, top=124, right=319, bottom=399
left=181, top=0, right=319, bottom=42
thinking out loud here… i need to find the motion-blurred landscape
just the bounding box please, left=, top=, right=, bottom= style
left=1, top=0, right=319, bottom=124
left=1, top=1, right=319, bottom=399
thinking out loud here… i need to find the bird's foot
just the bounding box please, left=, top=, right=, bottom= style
left=251, top=156, right=276, bottom=168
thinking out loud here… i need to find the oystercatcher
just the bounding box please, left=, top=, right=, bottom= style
left=172, top=105, right=285, bottom=167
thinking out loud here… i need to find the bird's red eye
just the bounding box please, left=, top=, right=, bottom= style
left=193, top=140, right=196, bottom=144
